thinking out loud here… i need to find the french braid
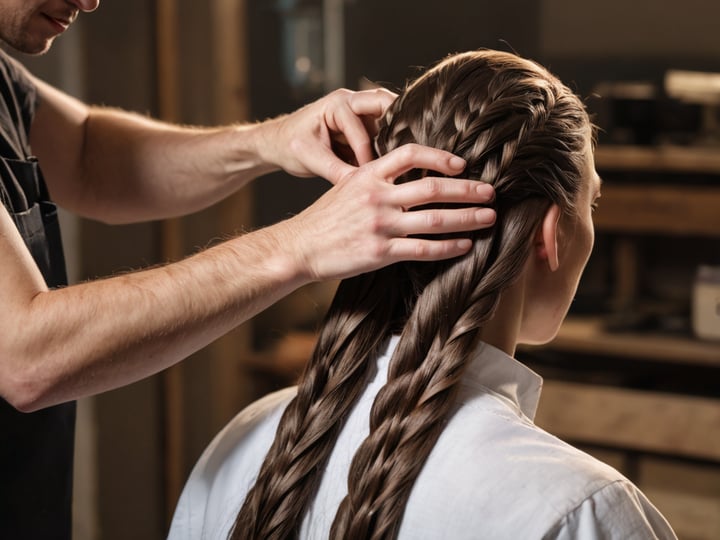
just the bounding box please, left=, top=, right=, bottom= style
left=230, top=264, right=413, bottom=540
left=330, top=51, right=589, bottom=538
left=230, top=49, right=589, bottom=540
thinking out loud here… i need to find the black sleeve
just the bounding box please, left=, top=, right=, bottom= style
left=0, top=48, right=38, bottom=157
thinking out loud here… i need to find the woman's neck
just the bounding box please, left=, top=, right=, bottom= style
left=476, top=278, right=524, bottom=357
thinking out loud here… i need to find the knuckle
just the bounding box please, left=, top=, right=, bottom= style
left=368, top=238, right=388, bottom=260
left=368, top=213, right=387, bottom=234
left=424, top=177, right=442, bottom=197
left=361, top=187, right=383, bottom=208
left=331, top=88, right=351, bottom=101
left=372, top=87, right=396, bottom=104
left=414, top=241, right=430, bottom=259
left=425, top=211, right=443, bottom=229
left=398, top=143, right=418, bottom=161
left=460, top=209, right=475, bottom=227
left=460, top=180, right=475, bottom=196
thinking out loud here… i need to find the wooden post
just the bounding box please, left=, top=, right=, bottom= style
left=155, top=0, right=185, bottom=526
left=207, top=0, right=255, bottom=435
left=155, top=0, right=254, bottom=526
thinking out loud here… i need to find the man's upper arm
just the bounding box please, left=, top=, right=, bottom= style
left=27, top=75, right=89, bottom=209
left=0, top=204, right=48, bottom=402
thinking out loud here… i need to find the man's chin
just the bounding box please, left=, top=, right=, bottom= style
left=1, top=36, right=55, bottom=56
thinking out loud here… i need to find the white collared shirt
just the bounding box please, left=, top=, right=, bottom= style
left=169, top=337, right=677, bottom=539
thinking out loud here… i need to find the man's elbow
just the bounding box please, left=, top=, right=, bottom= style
left=0, top=368, right=53, bottom=413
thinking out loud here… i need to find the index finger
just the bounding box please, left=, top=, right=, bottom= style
left=341, top=89, right=397, bottom=164
left=347, top=87, right=398, bottom=118
left=370, top=143, right=467, bottom=181
left=326, top=88, right=398, bottom=167
left=330, top=107, right=375, bottom=166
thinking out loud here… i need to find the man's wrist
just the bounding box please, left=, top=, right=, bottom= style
left=243, top=116, right=286, bottom=176
left=227, top=222, right=313, bottom=292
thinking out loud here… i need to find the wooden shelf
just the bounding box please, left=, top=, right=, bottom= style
left=595, top=145, right=720, bottom=175
left=524, top=317, right=720, bottom=368
left=535, top=379, right=720, bottom=462
left=594, top=183, right=720, bottom=236
left=592, top=145, right=720, bottom=236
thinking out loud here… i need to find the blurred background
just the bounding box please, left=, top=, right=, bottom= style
left=9, top=0, right=720, bottom=538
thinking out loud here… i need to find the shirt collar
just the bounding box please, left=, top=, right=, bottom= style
left=379, top=336, right=543, bottom=421
left=461, top=341, right=543, bottom=421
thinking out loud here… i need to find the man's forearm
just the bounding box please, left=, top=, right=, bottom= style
left=75, top=110, right=283, bottom=223
left=0, top=222, right=306, bottom=412
left=30, top=75, right=281, bottom=223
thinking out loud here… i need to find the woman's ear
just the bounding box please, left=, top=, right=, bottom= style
left=535, top=204, right=561, bottom=272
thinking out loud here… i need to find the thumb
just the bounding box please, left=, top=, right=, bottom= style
left=310, top=144, right=357, bottom=184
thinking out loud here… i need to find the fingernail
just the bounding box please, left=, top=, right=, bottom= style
left=477, top=183, right=496, bottom=201
left=449, top=156, right=466, bottom=169
left=477, top=208, right=496, bottom=223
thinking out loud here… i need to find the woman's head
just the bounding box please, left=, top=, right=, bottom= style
left=375, top=49, right=599, bottom=346
left=231, top=49, right=599, bottom=540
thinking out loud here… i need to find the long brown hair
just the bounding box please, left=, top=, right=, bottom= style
left=230, top=50, right=590, bottom=540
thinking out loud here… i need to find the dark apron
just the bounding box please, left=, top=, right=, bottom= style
left=0, top=139, right=76, bottom=539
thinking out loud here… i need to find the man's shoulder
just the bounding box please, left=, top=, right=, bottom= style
left=0, top=47, right=32, bottom=90
left=0, top=47, right=37, bottom=152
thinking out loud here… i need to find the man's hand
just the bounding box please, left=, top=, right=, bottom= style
left=275, top=144, right=496, bottom=282
left=258, top=87, right=397, bottom=183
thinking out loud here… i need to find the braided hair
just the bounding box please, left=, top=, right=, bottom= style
left=230, top=49, right=590, bottom=540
